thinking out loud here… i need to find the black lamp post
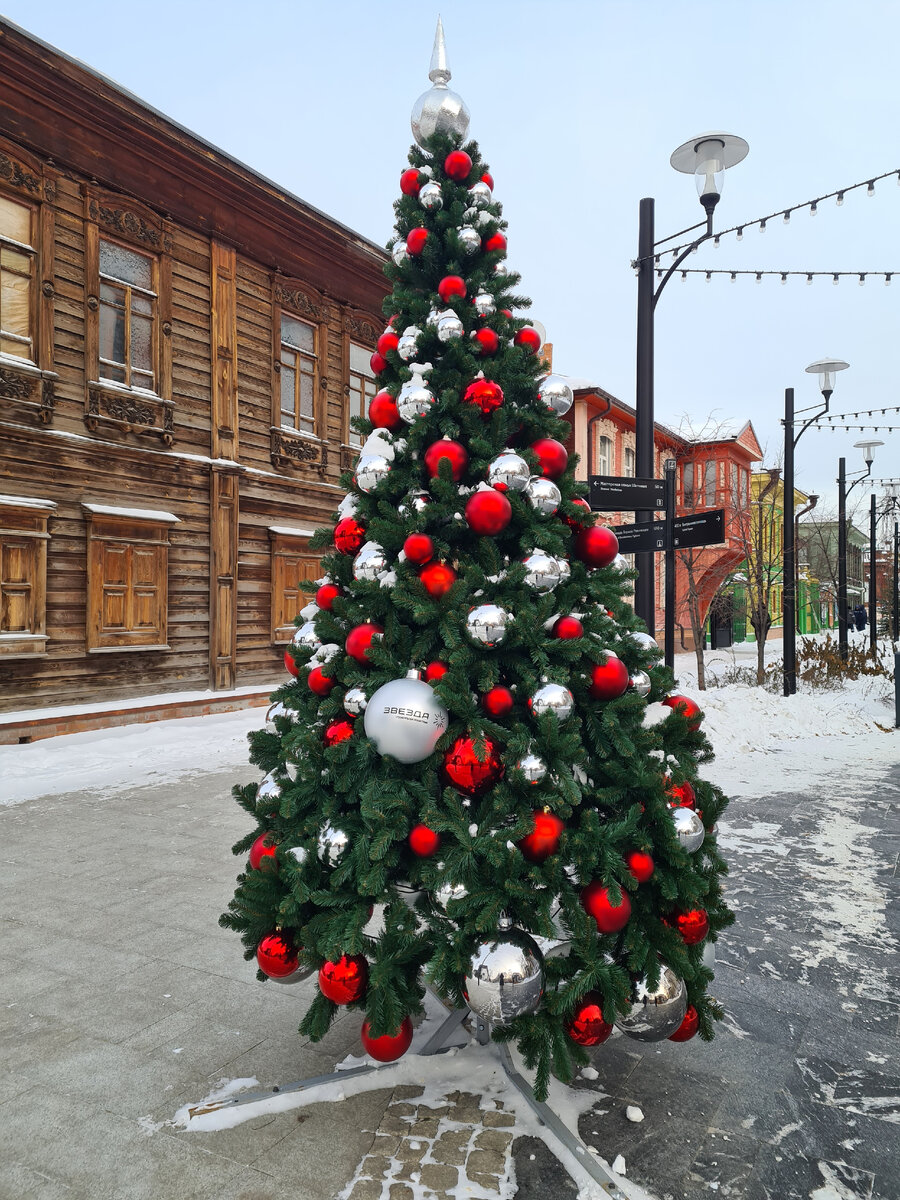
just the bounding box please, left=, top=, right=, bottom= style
left=782, top=359, right=849, bottom=695
left=634, top=133, right=749, bottom=636
left=838, top=439, right=882, bottom=660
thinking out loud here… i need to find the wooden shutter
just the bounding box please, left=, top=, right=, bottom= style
left=84, top=510, right=174, bottom=651
left=0, top=499, right=54, bottom=657
left=270, top=531, right=322, bottom=642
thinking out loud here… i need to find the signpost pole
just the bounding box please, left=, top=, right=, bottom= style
left=664, top=459, right=676, bottom=671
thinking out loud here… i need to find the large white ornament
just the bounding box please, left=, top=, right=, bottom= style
left=363, top=678, right=449, bottom=764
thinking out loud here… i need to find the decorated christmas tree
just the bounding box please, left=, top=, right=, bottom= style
left=221, top=22, right=732, bottom=1099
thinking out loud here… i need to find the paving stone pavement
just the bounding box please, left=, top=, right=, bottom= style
left=1, top=743, right=898, bottom=1199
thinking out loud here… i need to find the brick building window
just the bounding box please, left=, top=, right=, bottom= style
left=269, top=527, right=322, bottom=642
left=83, top=504, right=178, bottom=652
left=596, top=434, right=612, bottom=475
left=624, top=447, right=635, bottom=477
left=0, top=495, right=55, bottom=658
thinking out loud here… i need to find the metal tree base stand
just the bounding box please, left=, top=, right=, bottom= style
left=189, top=991, right=627, bottom=1197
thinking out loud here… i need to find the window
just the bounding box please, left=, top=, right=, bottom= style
left=83, top=504, right=178, bottom=652
left=623, top=447, right=635, bottom=477
left=683, top=462, right=696, bottom=506
left=703, top=460, right=716, bottom=506
left=596, top=434, right=612, bottom=475
left=729, top=462, right=738, bottom=501
left=269, top=528, right=323, bottom=642
left=98, top=240, right=157, bottom=390
left=280, top=314, right=317, bottom=436
left=347, top=341, right=377, bottom=448
left=0, top=194, right=35, bottom=362
left=0, top=496, right=55, bottom=657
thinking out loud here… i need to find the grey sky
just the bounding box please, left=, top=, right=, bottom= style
left=4, top=0, right=898, bottom=516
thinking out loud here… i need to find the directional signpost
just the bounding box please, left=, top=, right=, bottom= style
left=588, top=462, right=726, bottom=669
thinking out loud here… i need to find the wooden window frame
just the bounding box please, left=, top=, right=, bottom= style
left=623, top=447, right=635, bottom=478
left=270, top=277, right=330, bottom=473
left=0, top=138, right=57, bottom=423
left=83, top=504, right=179, bottom=654
left=595, top=433, right=612, bottom=476
left=269, top=527, right=322, bottom=643
left=340, top=308, right=380, bottom=468
left=97, top=238, right=159, bottom=391
left=279, top=312, right=318, bottom=437
left=83, top=188, right=173, bottom=444
left=0, top=495, right=56, bottom=658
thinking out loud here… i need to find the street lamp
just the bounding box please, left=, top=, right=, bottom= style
left=782, top=358, right=850, bottom=695
left=634, top=132, right=749, bottom=637
left=837, top=439, right=882, bottom=659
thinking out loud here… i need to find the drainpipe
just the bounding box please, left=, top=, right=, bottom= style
left=794, top=494, right=818, bottom=635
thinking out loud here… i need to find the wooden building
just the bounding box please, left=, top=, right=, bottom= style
left=0, top=20, right=389, bottom=729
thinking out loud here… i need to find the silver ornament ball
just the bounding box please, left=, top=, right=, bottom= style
left=518, top=753, right=547, bottom=784
left=397, top=379, right=436, bottom=424
left=292, top=621, right=321, bottom=651
left=397, top=326, right=422, bottom=361
left=555, top=556, right=571, bottom=583
left=256, top=771, right=282, bottom=804
left=671, top=806, right=705, bottom=853
left=464, top=927, right=545, bottom=1023
left=473, top=290, right=497, bottom=317
left=353, top=543, right=388, bottom=582
left=458, top=226, right=481, bottom=255
left=317, top=823, right=350, bottom=868
left=391, top=240, right=409, bottom=266
left=286, top=845, right=308, bottom=867
left=523, top=551, right=562, bottom=592
left=465, top=604, right=510, bottom=647
left=615, top=965, right=687, bottom=1042
left=343, top=686, right=368, bottom=718
left=530, top=682, right=574, bottom=722
left=467, top=180, right=492, bottom=209
left=537, top=374, right=574, bottom=416
left=265, top=701, right=287, bottom=734
left=433, top=880, right=468, bottom=911
left=437, top=312, right=464, bottom=342
left=363, top=678, right=449, bottom=764
left=398, top=490, right=431, bottom=517
left=411, top=82, right=470, bottom=148
left=426, top=307, right=442, bottom=328
left=629, top=670, right=652, bottom=698
left=612, top=554, right=630, bottom=572
left=525, top=477, right=562, bottom=516
left=629, top=631, right=659, bottom=652
left=487, top=451, right=530, bottom=492
left=355, top=454, right=391, bottom=493
left=418, top=181, right=443, bottom=210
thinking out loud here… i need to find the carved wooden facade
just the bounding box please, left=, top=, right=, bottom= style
left=0, top=21, right=388, bottom=714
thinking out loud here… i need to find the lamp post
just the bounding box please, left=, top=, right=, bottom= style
left=634, top=133, right=749, bottom=636
left=782, top=359, right=849, bottom=695
left=838, top=440, right=882, bottom=660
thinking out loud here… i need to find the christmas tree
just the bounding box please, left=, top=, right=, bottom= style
left=221, top=21, right=732, bottom=1099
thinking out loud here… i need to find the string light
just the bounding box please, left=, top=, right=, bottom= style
left=867, top=180, right=875, bottom=196
left=783, top=210, right=791, bottom=224
left=836, top=191, right=844, bottom=206
left=662, top=268, right=897, bottom=285
left=810, top=201, right=818, bottom=216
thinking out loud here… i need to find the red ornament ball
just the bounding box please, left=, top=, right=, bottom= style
left=443, top=735, right=503, bottom=796
left=531, top=438, right=568, bottom=480
left=309, top=667, right=337, bottom=697
left=563, top=497, right=593, bottom=528
left=334, top=517, right=366, bottom=555
left=481, top=171, right=494, bottom=189
left=424, top=439, right=468, bottom=481
left=400, top=168, right=423, bottom=196
left=345, top=622, right=383, bottom=664
left=465, top=489, right=512, bottom=536
left=409, top=823, right=440, bottom=856
left=362, top=1015, right=414, bottom=1062
left=575, top=524, right=619, bottom=568
left=316, top=583, right=340, bottom=611
left=406, top=227, right=428, bottom=255
left=423, top=661, right=449, bottom=683
left=662, top=694, right=703, bottom=730
left=444, top=150, right=472, bottom=181
left=669, top=1004, right=700, bottom=1042
left=463, top=378, right=505, bottom=415
left=674, top=909, right=710, bottom=945
left=420, top=562, right=457, bottom=597
left=626, top=850, right=655, bottom=883
left=376, top=330, right=399, bottom=357
left=581, top=881, right=632, bottom=933
left=482, top=684, right=514, bottom=717
left=370, top=351, right=388, bottom=376
left=369, top=390, right=401, bottom=430
left=588, top=652, right=630, bottom=700
left=318, top=954, right=368, bottom=1004
left=283, top=649, right=299, bottom=678
left=518, top=810, right=565, bottom=864
left=667, top=779, right=696, bottom=808
left=553, top=615, right=584, bottom=640
left=484, top=232, right=507, bottom=254
left=565, top=991, right=614, bottom=1047
left=472, top=327, right=499, bottom=356
left=403, top=533, right=434, bottom=564
left=257, top=933, right=299, bottom=979
left=515, top=326, right=542, bottom=352
left=438, top=275, right=466, bottom=303
left=324, top=718, right=354, bottom=746
left=249, top=832, right=277, bottom=871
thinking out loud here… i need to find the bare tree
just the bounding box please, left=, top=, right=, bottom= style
left=730, top=466, right=782, bottom=685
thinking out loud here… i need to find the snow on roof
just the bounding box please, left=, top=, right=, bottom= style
left=81, top=503, right=180, bottom=523
left=0, top=494, right=57, bottom=510
left=268, top=525, right=318, bottom=538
